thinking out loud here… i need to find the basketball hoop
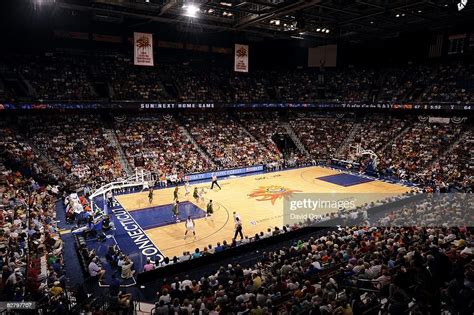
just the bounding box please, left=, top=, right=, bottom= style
left=349, top=143, right=362, bottom=160
left=349, top=143, right=379, bottom=167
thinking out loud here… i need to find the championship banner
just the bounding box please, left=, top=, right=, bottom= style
left=234, top=44, right=249, bottom=72
left=134, top=32, right=154, bottom=66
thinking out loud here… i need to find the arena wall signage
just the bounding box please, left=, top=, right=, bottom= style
left=187, top=165, right=264, bottom=182
left=0, top=102, right=472, bottom=111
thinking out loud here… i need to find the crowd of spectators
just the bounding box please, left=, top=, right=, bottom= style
left=236, top=112, right=284, bottom=159
left=376, top=193, right=473, bottom=228
left=182, top=113, right=280, bottom=168
left=94, top=55, right=171, bottom=101
left=341, top=115, right=410, bottom=158
left=270, top=70, right=321, bottom=102
left=377, top=65, right=432, bottom=103
left=378, top=121, right=465, bottom=187
left=115, top=114, right=212, bottom=176
left=19, top=115, right=124, bottom=189
left=289, top=112, right=356, bottom=161
left=0, top=160, right=69, bottom=311
left=4, top=54, right=95, bottom=101
left=0, top=125, right=61, bottom=185
left=163, top=63, right=232, bottom=103
left=151, top=221, right=473, bottom=314
left=0, top=50, right=473, bottom=314
left=430, top=127, right=474, bottom=192
left=325, top=68, right=377, bottom=102
left=420, top=63, right=474, bottom=103
left=1, top=110, right=470, bottom=194
left=1, top=52, right=472, bottom=103
left=1, top=111, right=469, bottom=193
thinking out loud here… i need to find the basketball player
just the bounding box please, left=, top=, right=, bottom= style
left=199, top=187, right=206, bottom=203
left=172, top=200, right=180, bottom=222
left=184, top=180, right=190, bottom=197
left=234, top=217, right=243, bottom=240
left=206, top=200, right=214, bottom=217
left=106, top=190, right=113, bottom=208
left=184, top=216, right=196, bottom=240
left=173, top=186, right=179, bottom=201
left=193, top=187, right=199, bottom=203
left=210, top=174, right=221, bottom=190
left=148, top=187, right=154, bottom=204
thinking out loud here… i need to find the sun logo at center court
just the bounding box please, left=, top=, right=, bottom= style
left=248, top=186, right=302, bottom=205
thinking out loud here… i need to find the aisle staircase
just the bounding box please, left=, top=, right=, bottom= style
left=335, top=122, right=362, bottom=158
left=9, top=123, right=72, bottom=183
left=29, top=140, right=71, bottom=181
left=428, top=128, right=472, bottom=169
left=105, top=128, right=133, bottom=176
left=179, top=126, right=216, bottom=167
left=378, top=121, right=413, bottom=153
left=281, top=122, right=311, bottom=158
left=232, top=114, right=271, bottom=152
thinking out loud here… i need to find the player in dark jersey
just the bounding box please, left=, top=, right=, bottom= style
left=206, top=200, right=214, bottom=217
left=173, top=186, right=179, bottom=201
left=193, top=187, right=199, bottom=203
left=148, top=187, right=154, bottom=204
left=172, top=200, right=180, bottom=222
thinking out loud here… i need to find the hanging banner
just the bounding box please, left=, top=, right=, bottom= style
left=134, top=32, right=154, bottom=66
left=234, top=44, right=249, bottom=73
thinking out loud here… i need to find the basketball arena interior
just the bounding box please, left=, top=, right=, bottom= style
left=0, top=0, right=473, bottom=314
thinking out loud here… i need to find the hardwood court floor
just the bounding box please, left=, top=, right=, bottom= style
left=115, top=167, right=410, bottom=258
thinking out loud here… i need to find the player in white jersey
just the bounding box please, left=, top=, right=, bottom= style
left=184, top=180, right=190, bottom=197
left=184, top=216, right=195, bottom=239
left=199, top=187, right=206, bottom=203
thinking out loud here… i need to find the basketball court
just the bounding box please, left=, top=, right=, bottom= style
left=114, top=166, right=410, bottom=258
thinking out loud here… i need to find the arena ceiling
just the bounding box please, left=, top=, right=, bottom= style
left=41, top=0, right=474, bottom=42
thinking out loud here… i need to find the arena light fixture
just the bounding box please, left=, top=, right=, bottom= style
left=458, top=0, right=468, bottom=11
left=183, top=3, right=199, bottom=17
left=395, top=13, right=400, bottom=17
left=35, top=0, right=55, bottom=5
left=325, top=29, right=330, bottom=33
left=316, top=28, right=321, bottom=32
